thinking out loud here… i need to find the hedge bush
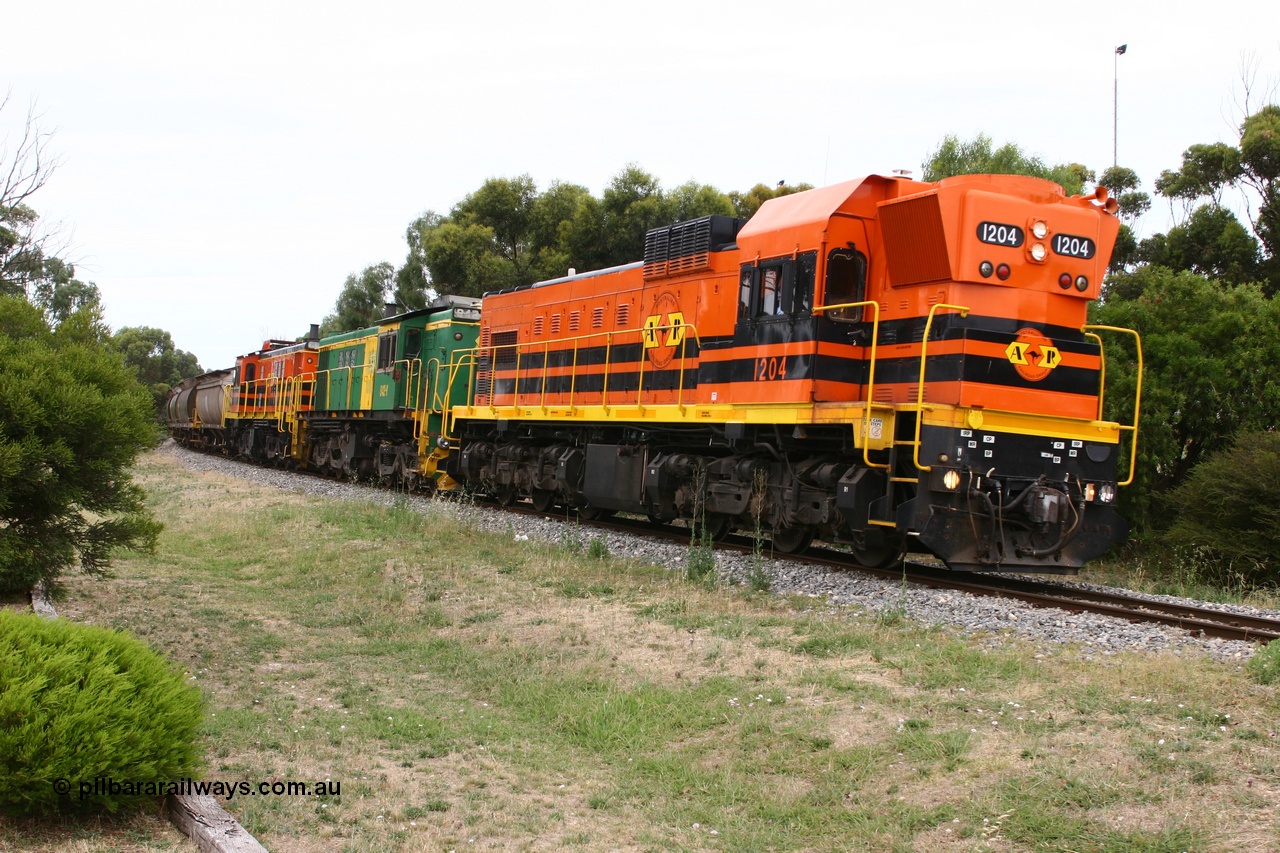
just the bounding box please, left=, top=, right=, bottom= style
left=1164, top=430, right=1280, bottom=584
left=0, top=611, right=203, bottom=816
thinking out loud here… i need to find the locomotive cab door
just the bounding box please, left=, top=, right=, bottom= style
left=726, top=251, right=817, bottom=404
left=372, top=329, right=403, bottom=411
left=813, top=240, right=875, bottom=404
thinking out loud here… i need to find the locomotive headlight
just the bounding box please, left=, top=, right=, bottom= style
left=1098, top=483, right=1117, bottom=503
left=942, top=469, right=961, bottom=491
left=1030, top=242, right=1047, bottom=261
left=1031, top=220, right=1048, bottom=239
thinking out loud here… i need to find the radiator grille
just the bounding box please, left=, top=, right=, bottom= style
left=878, top=193, right=952, bottom=285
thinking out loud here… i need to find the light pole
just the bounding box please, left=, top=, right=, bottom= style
left=1114, top=44, right=1127, bottom=167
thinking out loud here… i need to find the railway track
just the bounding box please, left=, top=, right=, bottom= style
left=512, top=505, right=1280, bottom=645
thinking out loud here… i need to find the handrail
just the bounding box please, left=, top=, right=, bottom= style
left=1082, top=324, right=1143, bottom=487
left=440, top=351, right=480, bottom=441
left=813, top=299, right=886, bottom=470
left=471, top=321, right=702, bottom=414
left=913, top=303, right=971, bottom=472
left=1084, top=331, right=1106, bottom=412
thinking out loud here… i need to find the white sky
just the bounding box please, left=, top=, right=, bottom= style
left=2, top=0, right=1276, bottom=369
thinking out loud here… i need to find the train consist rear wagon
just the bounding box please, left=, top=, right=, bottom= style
left=445, top=174, right=1141, bottom=572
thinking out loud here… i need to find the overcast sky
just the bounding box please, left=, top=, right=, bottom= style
left=2, top=0, right=1276, bottom=368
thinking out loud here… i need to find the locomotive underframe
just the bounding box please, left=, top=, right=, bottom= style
left=449, top=413, right=1124, bottom=572
left=300, top=411, right=428, bottom=486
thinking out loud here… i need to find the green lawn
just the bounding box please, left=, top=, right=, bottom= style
left=7, top=449, right=1279, bottom=852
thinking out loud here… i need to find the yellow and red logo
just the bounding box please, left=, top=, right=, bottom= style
left=642, top=291, right=687, bottom=369
left=1005, top=327, right=1061, bottom=382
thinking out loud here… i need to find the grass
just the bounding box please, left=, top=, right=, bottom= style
left=8, top=448, right=1280, bottom=852
left=1081, top=542, right=1280, bottom=609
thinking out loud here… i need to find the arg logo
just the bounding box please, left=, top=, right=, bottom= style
left=642, top=291, right=687, bottom=370
left=1005, top=327, right=1061, bottom=382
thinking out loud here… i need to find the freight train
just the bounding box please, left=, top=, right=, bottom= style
left=167, top=172, right=1142, bottom=573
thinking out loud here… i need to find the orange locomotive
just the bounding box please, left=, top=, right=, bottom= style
left=225, top=327, right=320, bottom=463
left=448, top=173, right=1141, bottom=572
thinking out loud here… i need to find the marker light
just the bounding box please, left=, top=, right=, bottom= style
left=1032, top=220, right=1048, bottom=239
left=1084, top=483, right=1097, bottom=502
left=1098, top=484, right=1117, bottom=503
left=979, top=261, right=994, bottom=278
left=996, top=263, right=1011, bottom=280
left=1059, top=273, right=1073, bottom=289
left=942, top=469, right=961, bottom=491
left=1030, top=242, right=1047, bottom=261
left=1075, top=275, right=1089, bottom=292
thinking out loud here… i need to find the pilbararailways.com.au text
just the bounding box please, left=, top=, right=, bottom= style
left=56, top=777, right=341, bottom=802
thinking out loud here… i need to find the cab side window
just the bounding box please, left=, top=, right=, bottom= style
left=758, top=264, right=784, bottom=316
left=377, top=332, right=398, bottom=371
left=824, top=247, right=868, bottom=322
left=738, top=265, right=754, bottom=319
left=738, top=252, right=817, bottom=320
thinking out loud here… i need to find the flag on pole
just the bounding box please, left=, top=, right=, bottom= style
left=1116, top=44, right=1127, bottom=55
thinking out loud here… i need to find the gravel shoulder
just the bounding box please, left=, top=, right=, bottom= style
left=165, top=442, right=1263, bottom=663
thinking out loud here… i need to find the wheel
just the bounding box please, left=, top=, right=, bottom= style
left=695, top=512, right=732, bottom=542
left=577, top=505, right=615, bottom=521
left=771, top=525, right=814, bottom=555
left=531, top=489, right=557, bottom=512
left=849, top=532, right=904, bottom=570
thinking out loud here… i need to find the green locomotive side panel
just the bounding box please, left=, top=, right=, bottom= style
left=316, top=329, right=375, bottom=412
left=315, top=297, right=479, bottom=427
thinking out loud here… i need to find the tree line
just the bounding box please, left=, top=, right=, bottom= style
left=321, top=168, right=813, bottom=332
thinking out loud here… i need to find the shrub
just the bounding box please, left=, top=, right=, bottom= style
left=0, top=611, right=203, bottom=816
left=0, top=297, right=162, bottom=593
left=1164, top=431, right=1280, bottom=583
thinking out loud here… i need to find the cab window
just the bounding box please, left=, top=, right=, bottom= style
left=738, top=252, right=817, bottom=320
left=376, top=332, right=398, bottom=371
left=758, top=264, right=784, bottom=316
left=738, top=265, right=753, bottom=319
left=823, top=247, right=868, bottom=322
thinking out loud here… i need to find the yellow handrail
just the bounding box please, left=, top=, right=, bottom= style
left=473, top=321, right=702, bottom=415
left=1082, top=324, right=1143, bottom=487
left=812, top=299, right=886, bottom=470
left=1084, top=331, right=1105, bottom=413
left=913, top=303, right=971, bottom=472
